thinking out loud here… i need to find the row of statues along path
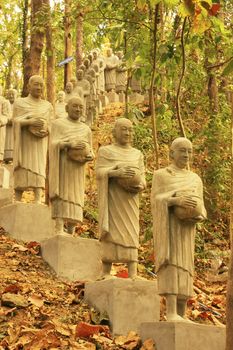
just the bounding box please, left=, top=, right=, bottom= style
left=0, top=75, right=225, bottom=349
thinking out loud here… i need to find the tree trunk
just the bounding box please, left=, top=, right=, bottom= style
left=5, top=55, right=14, bottom=90
left=21, top=0, right=29, bottom=96
left=226, top=91, right=233, bottom=350
left=149, top=4, right=160, bottom=169
left=22, top=0, right=45, bottom=96
left=64, top=0, right=73, bottom=87
left=44, top=0, right=55, bottom=106
left=76, top=8, right=84, bottom=75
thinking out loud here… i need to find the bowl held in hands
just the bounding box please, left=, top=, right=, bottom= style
left=67, top=142, right=92, bottom=163
left=28, top=118, right=48, bottom=138
left=117, top=166, right=142, bottom=192
left=173, top=191, right=203, bottom=220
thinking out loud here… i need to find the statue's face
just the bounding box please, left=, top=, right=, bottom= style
left=171, top=141, right=193, bottom=169
left=114, top=121, right=133, bottom=146
left=77, top=70, right=83, bottom=80
left=29, top=77, right=44, bottom=98
left=8, top=91, right=16, bottom=104
left=93, top=52, right=98, bottom=60
left=107, top=49, right=112, bottom=57
left=67, top=99, right=83, bottom=120
left=58, top=92, right=65, bottom=102
left=66, top=83, right=73, bottom=93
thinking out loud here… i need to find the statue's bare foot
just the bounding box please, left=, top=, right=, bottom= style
left=130, top=275, right=147, bottom=281
left=167, top=314, right=186, bottom=322
left=98, top=274, right=117, bottom=281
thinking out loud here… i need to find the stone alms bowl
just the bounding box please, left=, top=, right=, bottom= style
left=117, top=166, right=142, bottom=192
left=28, top=119, right=48, bottom=138
left=173, top=192, right=203, bottom=220
left=67, top=142, right=91, bottom=163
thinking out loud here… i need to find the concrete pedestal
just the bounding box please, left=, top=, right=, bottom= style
left=99, top=94, right=109, bottom=108
left=0, top=188, right=13, bottom=207
left=118, top=92, right=125, bottom=103
left=85, top=279, right=160, bottom=335
left=140, top=322, right=225, bottom=350
left=0, top=203, right=55, bottom=242
left=41, top=235, right=102, bottom=281
left=129, top=92, right=144, bottom=105
left=107, top=91, right=119, bottom=103
left=0, top=166, right=10, bottom=188
left=4, top=163, right=14, bottom=188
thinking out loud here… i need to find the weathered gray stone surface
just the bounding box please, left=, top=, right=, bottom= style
left=41, top=235, right=102, bottom=281
left=0, top=166, right=10, bottom=188
left=85, top=279, right=160, bottom=335
left=0, top=203, right=55, bottom=242
left=106, top=91, right=119, bottom=103
left=0, top=188, right=13, bottom=207
left=140, top=322, right=225, bottom=350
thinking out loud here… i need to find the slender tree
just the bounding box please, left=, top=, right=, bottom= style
left=64, top=0, right=73, bottom=87
left=76, top=6, right=84, bottom=74
left=22, top=0, right=45, bottom=96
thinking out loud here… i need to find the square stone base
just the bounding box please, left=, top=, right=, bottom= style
left=140, top=322, right=225, bottom=350
left=107, top=91, right=119, bottom=103
left=118, top=92, right=125, bottom=103
left=99, top=94, right=109, bottom=108
left=129, top=93, right=144, bottom=105
left=0, top=166, right=10, bottom=188
left=41, top=235, right=102, bottom=281
left=85, top=279, right=160, bottom=335
left=0, top=188, right=13, bottom=208
left=0, top=203, right=55, bottom=242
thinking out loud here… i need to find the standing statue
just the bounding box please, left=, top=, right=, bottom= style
left=98, top=59, right=106, bottom=94
left=4, top=89, right=17, bottom=162
left=116, top=51, right=127, bottom=93
left=0, top=87, right=10, bottom=163
left=151, top=137, right=206, bottom=322
left=13, top=75, right=53, bottom=203
left=55, top=91, right=67, bottom=119
left=104, top=48, right=119, bottom=92
left=65, top=82, right=74, bottom=102
left=49, top=97, right=94, bottom=234
left=96, top=118, right=146, bottom=279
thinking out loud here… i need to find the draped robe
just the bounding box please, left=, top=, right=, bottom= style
left=13, top=95, right=53, bottom=190
left=4, top=102, right=14, bottom=160
left=151, top=165, right=206, bottom=297
left=96, top=144, right=145, bottom=262
left=49, top=118, right=93, bottom=222
left=104, top=55, right=119, bottom=91
left=0, top=97, right=9, bottom=161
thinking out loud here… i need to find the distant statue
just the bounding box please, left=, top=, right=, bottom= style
left=76, top=69, right=90, bottom=114
left=0, top=88, right=11, bottom=163
left=49, top=97, right=94, bottom=234
left=55, top=91, right=67, bottom=119
left=116, top=51, right=127, bottom=93
left=104, top=48, right=119, bottom=92
left=65, top=82, right=74, bottom=102
left=13, top=75, right=53, bottom=203
left=83, top=58, right=91, bottom=78
left=4, top=88, right=17, bottom=162
left=96, top=118, right=146, bottom=279
left=151, top=137, right=206, bottom=322
left=98, top=59, right=106, bottom=94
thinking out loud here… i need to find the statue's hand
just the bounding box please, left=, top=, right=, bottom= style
left=128, top=183, right=144, bottom=193
left=175, top=195, right=197, bottom=209
left=71, top=141, right=86, bottom=150
left=29, top=118, right=44, bottom=128
left=115, top=166, right=136, bottom=178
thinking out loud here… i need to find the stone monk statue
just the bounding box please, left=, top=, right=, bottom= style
left=151, top=137, right=206, bottom=322
left=13, top=75, right=53, bottom=203
left=49, top=97, right=94, bottom=235
left=104, top=48, right=119, bottom=92
left=96, top=118, right=146, bottom=279
left=4, top=88, right=18, bottom=162
left=0, top=86, right=10, bottom=164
